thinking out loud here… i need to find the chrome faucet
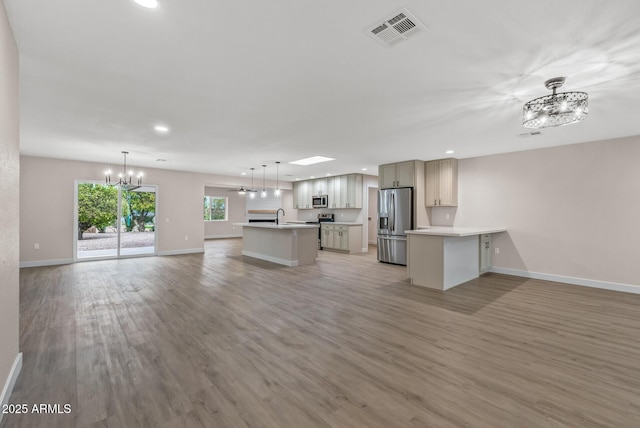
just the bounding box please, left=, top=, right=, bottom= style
left=276, top=208, right=285, bottom=225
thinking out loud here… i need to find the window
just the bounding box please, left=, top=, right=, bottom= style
left=204, top=196, right=228, bottom=221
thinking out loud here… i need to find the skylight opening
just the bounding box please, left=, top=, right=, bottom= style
left=134, top=0, right=158, bottom=9
left=288, top=156, right=335, bottom=166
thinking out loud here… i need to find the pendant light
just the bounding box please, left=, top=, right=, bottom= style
left=274, top=161, right=281, bottom=198
left=260, top=165, right=267, bottom=198
left=249, top=168, right=256, bottom=199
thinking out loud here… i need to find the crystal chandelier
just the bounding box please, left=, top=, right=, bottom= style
left=105, top=151, right=143, bottom=191
left=522, top=77, right=588, bottom=129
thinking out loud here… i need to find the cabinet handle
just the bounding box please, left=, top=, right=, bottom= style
left=439, top=199, right=441, bottom=205
left=434, top=199, right=437, bottom=205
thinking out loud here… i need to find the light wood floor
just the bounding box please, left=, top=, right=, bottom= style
left=3, top=239, right=640, bottom=427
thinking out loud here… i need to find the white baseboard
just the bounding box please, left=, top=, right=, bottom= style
left=20, top=258, right=73, bottom=268
left=205, top=234, right=242, bottom=240
left=362, top=247, right=369, bottom=253
left=490, top=267, right=640, bottom=295
left=242, top=250, right=297, bottom=267
left=0, top=353, right=23, bottom=425
left=368, top=240, right=377, bottom=245
left=157, top=248, right=205, bottom=256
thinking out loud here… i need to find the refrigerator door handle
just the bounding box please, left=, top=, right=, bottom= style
left=390, top=192, right=395, bottom=233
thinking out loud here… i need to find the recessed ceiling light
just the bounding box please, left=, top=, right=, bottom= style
left=240, top=172, right=247, bottom=176
left=310, top=176, right=316, bottom=179
left=289, top=156, right=335, bottom=166
left=445, top=150, right=455, bottom=154
left=154, top=125, right=169, bottom=133
left=295, top=178, right=300, bottom=181
left=134, top=0, right=158, bottom=8
left=326, top=173, right=331, bottom=176
left=361, top=168, right=368, bottom=171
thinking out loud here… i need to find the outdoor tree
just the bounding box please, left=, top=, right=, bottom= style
left=210, top=197, right=226, bottom=220
left=204, top=196, right=226, bottom=221
left=125, top=190, right=156, bottom=231
left=77, top=184, right=118, bottom=239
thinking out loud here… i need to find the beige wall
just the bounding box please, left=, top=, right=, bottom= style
left=20, top=156, right=205, bottom=262
left=204, top=187, right=246, bottom=238
left=20, top=156, right=293, bottom=264
left=0, top=0, right=20, bottom=407
left=430, top=136, right=640, bottom=288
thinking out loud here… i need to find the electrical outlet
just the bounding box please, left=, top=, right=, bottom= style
left=445, top=213, right=450, bottom=220
left=166, top=218, right=170, bottom=223
left=34, top=243, right=39, bottom=250
left=494, top=247, right=500, bottom=255
left=184, top=235, right=188, bottom=241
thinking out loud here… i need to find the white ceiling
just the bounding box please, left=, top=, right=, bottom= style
left=5, top=0, right=640, bottom=182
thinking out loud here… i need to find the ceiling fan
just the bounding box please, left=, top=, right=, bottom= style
left=228, top=168, right=258, bottom=196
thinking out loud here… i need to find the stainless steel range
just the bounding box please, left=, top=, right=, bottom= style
left=307, top=213, right=334, bottom=249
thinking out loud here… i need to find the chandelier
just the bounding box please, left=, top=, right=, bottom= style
left=105, top=151, right=143, bottom=191
left=522, top=77, right=588, bottom=129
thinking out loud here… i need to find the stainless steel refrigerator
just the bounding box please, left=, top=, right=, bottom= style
left=377, top=187, right=413, bottom=265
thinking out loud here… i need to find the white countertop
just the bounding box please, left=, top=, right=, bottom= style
left=324, top=222, right=362, bottom=226
left=289, top=221, right=361, bottom=226
left=405, top=227, right=507, bottom=237
left=234, top=222, right=319, bottom=230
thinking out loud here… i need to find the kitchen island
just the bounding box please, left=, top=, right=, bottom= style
left=235, top=223, right=320, bottom=267
left=406, top=227, right=506, bottom=290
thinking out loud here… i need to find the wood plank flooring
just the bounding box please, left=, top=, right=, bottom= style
left=3, top=238, right=640, bottom=427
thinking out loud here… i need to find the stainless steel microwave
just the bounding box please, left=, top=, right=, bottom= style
left=312, top=195, right=328, bottom=208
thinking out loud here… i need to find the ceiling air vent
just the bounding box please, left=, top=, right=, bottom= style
left=517, top=131, right=543, bottom=138
left=366, top=8, right=427, bottom=47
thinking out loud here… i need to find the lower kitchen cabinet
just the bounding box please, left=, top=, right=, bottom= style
left=321, top=224, right=363, bottom=253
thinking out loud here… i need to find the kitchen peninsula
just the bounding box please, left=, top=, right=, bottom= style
left=406, top=227, right=507, bottom=290
left=236, top=223, right=320, bottom=266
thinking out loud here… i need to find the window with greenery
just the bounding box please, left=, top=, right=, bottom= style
left=204, top=196, right=228, bottom=221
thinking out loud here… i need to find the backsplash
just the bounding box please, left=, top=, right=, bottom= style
left=429, top=206, right=456, bottom=227
left=245, top=190, right=288, bottom=220
left=296, top=208, right=361, bottom=223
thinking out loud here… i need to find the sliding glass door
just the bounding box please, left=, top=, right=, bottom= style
left=75, top=182, right=156, bottom=260
left=119, top=187, right=156, bottom=256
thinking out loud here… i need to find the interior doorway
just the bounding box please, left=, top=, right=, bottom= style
left=75, top=182, right=157, bottom=260
left=368, top=186, right=378, bottom=245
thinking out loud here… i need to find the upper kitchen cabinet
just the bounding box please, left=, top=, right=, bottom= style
left=293, top=180, right=312, bottom=209
left=378, top=161, right=416, bottom=188
left=425, top=158, right=458, bottom=207
left=312, top=178, right=328, bottom=196
left=328, top=174, right=362, bottom=209
left=294, top=174, right=363, bottom=209
left=334, top=174, right=362, bottom=208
